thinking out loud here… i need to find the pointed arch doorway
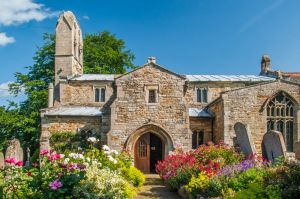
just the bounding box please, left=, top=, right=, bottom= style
left=134, top=132, right=163, bottom=173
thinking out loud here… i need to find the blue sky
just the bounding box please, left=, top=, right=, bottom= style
left=0, top=0, right=300, bottom=106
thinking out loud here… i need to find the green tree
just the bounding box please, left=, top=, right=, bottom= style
left=84, top=31, right=136, bottom=74
left=7, top=31, right=136, bottom=152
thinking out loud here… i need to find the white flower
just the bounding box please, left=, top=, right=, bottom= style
left=60, top=154, right=65, bottom=158
left=86, top=157, right=91, bottom=162
left=108, top=155, right=117, bottom=164
left=69, top=153, right=78, bottom=159
left=104, top=151, right=110, bottom=155
left=102, top=145, right=110, bottom=151
left=87, top=137, right=98, bottom=143
left=63, top=158, right=70, bottom=164
left=78, top=154, right=84, bottom=160
left=111, top=150, right=118, bottom=155
left=92, top=160, right=98, bottom=165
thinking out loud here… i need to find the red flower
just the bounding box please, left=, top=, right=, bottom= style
left=26, top=172, right=32, bottom=176
left=5, top=157, right=16, bottom=164
left=15, top=161, right=23, bottom=167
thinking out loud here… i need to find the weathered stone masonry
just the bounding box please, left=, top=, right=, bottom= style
left=40, top=11, right=300, bottom=162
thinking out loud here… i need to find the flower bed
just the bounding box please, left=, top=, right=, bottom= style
left=0, top=138, right=145, bottom=198
left=156, top=141, right=300, bottom=199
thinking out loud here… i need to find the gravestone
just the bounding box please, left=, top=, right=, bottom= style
left=0, top=152, right=4, bottom=169
left=5, top=139, right=23, bottom=165
left=234, top=122, right=255, bottom=157
left=262, top=130, right=286, bottom=162
left=294, top=141, right=300, bottom=160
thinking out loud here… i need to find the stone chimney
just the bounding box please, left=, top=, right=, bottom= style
left=261, top=54, right=271, bottom=74
left=147, top=57, right=156, bottom=64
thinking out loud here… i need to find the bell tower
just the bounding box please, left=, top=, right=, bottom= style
left=54, top=11, right=83, bottom=86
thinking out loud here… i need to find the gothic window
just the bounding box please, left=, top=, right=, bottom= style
left=138, top=140, right=147, bottom=157
left=192, top=131, right=204, bottom=149
left=95, top=87, right=106, bottom=102
left=196, top=88, right=208, bottom=103
left=266, top=92, right=295, bottom=152
left=148, top=89, right=156, bottom=103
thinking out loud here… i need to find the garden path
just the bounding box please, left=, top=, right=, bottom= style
left=134, top=174, right=181, bottom=199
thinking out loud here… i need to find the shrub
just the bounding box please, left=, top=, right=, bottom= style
left=122, top=166, right=145, bottom=188
left=185, top=172, right=210, bottom=197
left=73, top=165, right=135, bottom=199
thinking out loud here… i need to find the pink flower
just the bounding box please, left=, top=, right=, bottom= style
left=68, top=163, right=78, bottom=170
left=40, top=149, right=49, bottom=155
left=47, top=152, right=61, bottom=161
left=5, top=157, right=17, bottom=164
left=49, top=179, right=63, bottom=190
left=15, top=161, right=23, bottom=167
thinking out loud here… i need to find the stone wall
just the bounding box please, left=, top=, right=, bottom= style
left=109, top=63, right=190, bottom=152
left=59, top=81, right=114, bottom=107
left=221, top=80, right=300, bottom=154
left=185, top=82, right=246, bottom=109
left=208, top=99, right=224, bottom=143
left=40, top=116, right=101, bottom=150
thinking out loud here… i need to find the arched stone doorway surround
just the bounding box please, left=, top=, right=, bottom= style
left=124, top=123, right=174, bottom=157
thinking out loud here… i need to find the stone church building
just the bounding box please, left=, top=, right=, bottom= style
left=40, top=11, right=300, bottom=173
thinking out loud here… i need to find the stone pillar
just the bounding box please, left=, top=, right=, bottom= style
left=48, top=83, right=54, bottom=108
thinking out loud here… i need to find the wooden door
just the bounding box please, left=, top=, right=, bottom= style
left=134, top=133, right=150, bottom=173
left=150, top=133, right=163, bottom=173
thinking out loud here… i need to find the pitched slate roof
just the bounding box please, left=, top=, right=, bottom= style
left=189, top=108, right=212, bottom=118
left=44, top=106, right=102, bottom=116
left=185, top=75, right=275, bottom=82
left=68, top=74, right=115, bottom=81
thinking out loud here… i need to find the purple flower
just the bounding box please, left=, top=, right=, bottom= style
left=68, top=163, right=78, bottom=170
left=77, top=163, right=86, bottom=170
left=49, top=179, right=63, bottom=190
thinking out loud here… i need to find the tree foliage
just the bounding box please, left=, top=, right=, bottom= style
left=4, top=31, right=136, bottom=152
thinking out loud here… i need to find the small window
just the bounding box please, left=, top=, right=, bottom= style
left=192, top=131, right=204, bottom=149
left=196, top=88, right=208, bottom=103
left=148, top=89, right=156, bottom=103
left=95, top=87, right=105, bottom=102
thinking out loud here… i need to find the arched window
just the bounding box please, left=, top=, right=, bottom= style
left=266, top=92, right=295, bottom=152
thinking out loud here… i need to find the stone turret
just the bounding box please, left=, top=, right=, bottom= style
left=260, top=54, right=271, bottom=74
left=55, top=11, right=83, bottom=86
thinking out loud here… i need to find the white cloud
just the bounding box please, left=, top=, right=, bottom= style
left=0, top=81, right=12, bottom=97
left=239, top=0, right=285, bottom=33
left=0, top=33, right=15, bottom=46
left=0, top=0, right=59, bottom=26
left=83, top=15, right=90, bottom=20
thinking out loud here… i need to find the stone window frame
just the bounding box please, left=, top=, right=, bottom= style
left=195, top=86, right=209, bottom=104
left=192, top=130, right=204, bottom=149
left=266, top=92, right=295, bottom=152
left=145, top=85, right=159, bottom=104
left=93, top=85, right=107, bottom=103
